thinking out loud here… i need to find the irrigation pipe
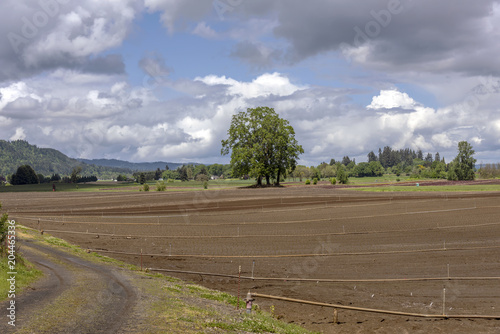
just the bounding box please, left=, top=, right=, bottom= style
left=18, top=196, right=471, bottom=220
left=147, top=267, right=500, bottom=283
left=87, top=243, right=500, bottom=259
left=29, top=220, right=500, bottom=239
left=250, top=293, right=500, bottom=319
left=10, top=196, right=470, bottom=219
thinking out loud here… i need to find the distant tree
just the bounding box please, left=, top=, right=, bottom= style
left=435, top=152, right=440, bottom=163
left=369, top=161, right=384, bottom=176
left=77, top=175, right=98, bottom=183
left=50, top=173, right=61, bottom=182
left=417, top=149, right=423, bottom=160
left=208, top=164, right=224, bottom=177
left=309, top=166, right=321, bottom=180
left=139, top=173, right=146, bottom=184
left=163, top=169, right=180, bottom=180
left=154, top=168, right=163, bottom=180
left=319, top=164, right=335, bottom=178
left=346, top=160, right=356, bottom=172
left=329, top=158, right=336, bottom=166
left=10, top=165, right=38, bottom=185
left=70, top=166, right=82, bottom=183
left=447, top=162, right=458, bottom=181
left=367, top=151, right=378, bottom=162
left=178, top=165, right=189, bottom=182
left=165, top=164, right=170, bottom=171
left=37, top=173, right=47, bottom=184
left=336, top=163, right=348, bottom=184
left=341, top=156, right=351, bottom=166
left=452, top=141, right=476, bottom=180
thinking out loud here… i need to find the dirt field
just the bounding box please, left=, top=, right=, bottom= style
left=2, top=186, right=500, bottom=333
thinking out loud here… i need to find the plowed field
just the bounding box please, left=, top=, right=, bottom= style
left=3, top=186, right=500, bottom=333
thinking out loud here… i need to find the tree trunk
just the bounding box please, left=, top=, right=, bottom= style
left=276, top=169, right=281, bottom=186
left=257, top=176, right=262, bottom=186
left=266, top=175, right=270, bottom=185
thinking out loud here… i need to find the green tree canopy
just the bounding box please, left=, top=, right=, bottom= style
left=70, top=166, right=82, bottom=183
left=336, top=162, right=349, bottom=184
left=10, top=165, right=39, bottom=185
left=452, top=141, right=476, bottom=180
left=221, top=107, right=304, bottom=186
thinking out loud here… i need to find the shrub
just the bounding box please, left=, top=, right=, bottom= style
left=396, top=178, right=400, bottom=182
left=313, top=178, right=318, bottom=185
left=156, top=181, right=166, bottom=191
left=196, top=174, right=209, bottom=182
left=167, top=179, right=174, bottom=183
left=203, top=181, right=208, bottom=189
left=330, top=177, right=336, bottom=185
left=305, top=179, right=310, bottom=185
left=143, top=184, right=150, bottom=192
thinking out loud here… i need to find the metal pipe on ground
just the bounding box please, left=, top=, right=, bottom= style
left=250, top=292, right=500, bottom=319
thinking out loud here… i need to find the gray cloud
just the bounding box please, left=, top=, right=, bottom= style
left=0, top=0, right=139, bottom=82
left=219, top=0, right=500, bottom=77
left=230, top=40, right=283, bottom=68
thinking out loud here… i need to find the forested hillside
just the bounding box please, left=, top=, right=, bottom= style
left=0, top=140, right=132, bottom=179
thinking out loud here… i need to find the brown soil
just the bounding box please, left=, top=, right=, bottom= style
left=2, top=186, right=500, bottom=333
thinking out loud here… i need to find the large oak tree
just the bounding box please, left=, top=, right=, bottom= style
left=221, top=107, right=303, bottom=186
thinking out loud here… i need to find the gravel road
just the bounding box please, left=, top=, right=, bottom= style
left=0, top=238, right=138, bottom=334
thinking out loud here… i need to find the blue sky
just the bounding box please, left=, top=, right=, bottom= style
left=1, top=0, right=500, bottom=165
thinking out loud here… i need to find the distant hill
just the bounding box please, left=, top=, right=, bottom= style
left=77, top=159, right=190, bottom=172
left=0, top=140, right=133, bottom=178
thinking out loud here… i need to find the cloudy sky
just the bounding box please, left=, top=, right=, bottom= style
left=1, top=0, right=499, bottom=165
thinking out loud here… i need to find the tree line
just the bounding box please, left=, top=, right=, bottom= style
left=5, top=165, right=97, bottom=185
left=132, top=163, right=234, bottom=184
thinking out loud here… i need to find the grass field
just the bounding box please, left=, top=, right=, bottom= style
left=1, top=176, right=499, bottom=193
left=0, top=253, right=42, bottom=301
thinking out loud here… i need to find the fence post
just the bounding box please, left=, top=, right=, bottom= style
left=237, top=266, right=241, bottom=309
left=443, top=288, right=446, bottom=316
left=333, top=308, right=338, bottom=324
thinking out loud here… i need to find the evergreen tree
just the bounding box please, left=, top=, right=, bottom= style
left=367, top=151, right=378, bottom=162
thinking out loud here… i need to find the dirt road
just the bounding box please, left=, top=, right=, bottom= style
left=0, top=239, right=137, bottom=334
